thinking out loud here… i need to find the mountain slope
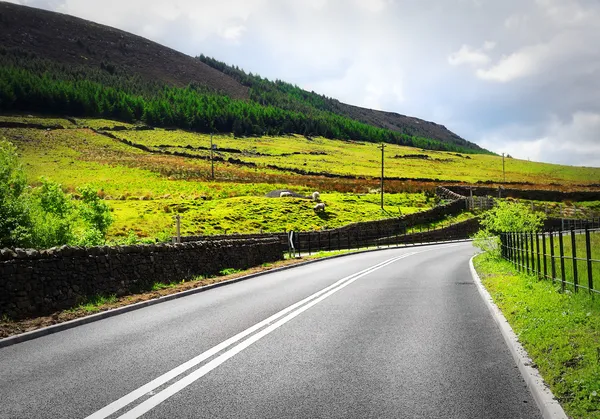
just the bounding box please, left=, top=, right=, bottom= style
left=197, top=55, right=480, bottom=151
left=0, top=1, right=248, bottom=99
left=0, top=1, right=486, bottom=153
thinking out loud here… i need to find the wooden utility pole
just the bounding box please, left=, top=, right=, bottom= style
left=379, top=143, right=386, bottom=210
left=502, top=152, right=505, bottom=183
left=210, top=133, right=215, bottom=180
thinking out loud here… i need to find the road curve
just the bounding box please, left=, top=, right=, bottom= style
left=0, top=242, right=542, bottom=418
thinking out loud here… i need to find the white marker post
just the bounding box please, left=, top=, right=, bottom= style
left=173, top=215, right=181, bottom=244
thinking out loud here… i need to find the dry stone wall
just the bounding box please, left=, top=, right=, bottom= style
left=0, top=238, right=283, bottom=320
left=446, top=186, right=600, bottom=202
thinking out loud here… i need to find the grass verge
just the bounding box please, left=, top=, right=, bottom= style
left=474, top=253, right=600, bottom=418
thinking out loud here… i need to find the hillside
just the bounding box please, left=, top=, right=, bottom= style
left=0, top=1, right=485, bottom=153
left=198, top=55, right=477, bottom=150
left=0, top=1, right=248, bottom=99
left=2, top=116, right=599, bottom=239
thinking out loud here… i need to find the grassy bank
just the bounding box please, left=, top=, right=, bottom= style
left=474, top=254, right=600, bottom=418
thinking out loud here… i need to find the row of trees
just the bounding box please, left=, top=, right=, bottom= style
left=0, top=64, right=478, bottom=152
left=0, top=48, right=485, bottom=153
left=197, top=54, right=488, bottom=153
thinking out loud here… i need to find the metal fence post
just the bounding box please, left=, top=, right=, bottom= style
left=530, top=232, right=536, bottom=275
left=559, top=231, right=566, bottom=292
left=542, top=231, right=547, bottom=279
left=536, top=232, right=541, bottom=279
left=516, top=233, right=521, bottom=271
left=571, top=229, right=578, bottom=292
left=585, top=227, right=593, bottom=294
left=550, top=232, right=556, bottom=283
left=525, top=231, right=530, bottom=274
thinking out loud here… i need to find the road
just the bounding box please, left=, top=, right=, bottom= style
left=0, top=242, right=542, bottom=418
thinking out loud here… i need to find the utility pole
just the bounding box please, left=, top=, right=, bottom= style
left=379, top=143, right=386, bottom=210
left=210, top=133, right=215, bottom=180
left=502, top=152, right=505, bottom=183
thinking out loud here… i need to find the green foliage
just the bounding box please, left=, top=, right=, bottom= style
left=219, top=268, right=242, bottom=276
left=0, top=139, right=30, bottom=247
left=481, top=200, right=546, bottom=234
left=73, top=228, right=104, bottom=247
left=473, top=201, right=546, bottom=257
left=0, top=140, right=115, bottom=248
left=472, top=230, right=502, bottom=259
left=77, top=185, right=114, bottom=237
left=27, top=177, right=75, bottom=248
left=72, top=294, right=117, bottom=313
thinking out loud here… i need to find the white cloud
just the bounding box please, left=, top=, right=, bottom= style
left=483, top=41, right=496, bottom=51
left=354, top=0, right=392, bottom=13
left=222, top=25, right=246, bottom=42
left=479, top=112, right=600, bottom=167
left=448, top=44, right=490, bottom=66
left=476, top=50, right=536, bottom=82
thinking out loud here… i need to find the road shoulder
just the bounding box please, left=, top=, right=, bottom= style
left=469, top=255, right=568, bottom=419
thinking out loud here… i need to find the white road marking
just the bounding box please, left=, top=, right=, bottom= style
left=85, top=252, right=415, bottom=419
left=116, top=253, right=414, bottom=419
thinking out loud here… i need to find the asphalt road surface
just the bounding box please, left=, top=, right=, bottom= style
left=0, top=242, right=543, bottom=418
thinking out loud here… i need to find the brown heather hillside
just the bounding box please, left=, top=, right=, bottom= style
left=333, top=103, right=469, bottom=148
left=0, top=1, right=248, bottom=99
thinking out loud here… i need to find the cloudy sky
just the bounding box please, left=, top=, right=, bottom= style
left=7, top=0, right=600, bottom=167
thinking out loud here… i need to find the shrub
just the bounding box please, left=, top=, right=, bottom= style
left=77, top=185, right=114, bottom=238
left=480, top=200, right=545, bottom=235
left=28, top=177, right=75, bottom=248
left=473, top=201, right=546, bottom=258
left=0, top=139, right=31, bottom=247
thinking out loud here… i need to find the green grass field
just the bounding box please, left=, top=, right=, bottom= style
left=2, top=115, right=599, bottom=240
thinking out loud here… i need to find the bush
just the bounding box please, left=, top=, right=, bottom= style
left=473, top=201, right=546, bottom=258
left=27, top=177, right=75, bottom=248
left=480, top=200, right=545, bottom=234
left=0, top=139, right=31, bottom=247
left=77, top=185, right=114, bottom=238
left=472, top=230, right=501, bottom=259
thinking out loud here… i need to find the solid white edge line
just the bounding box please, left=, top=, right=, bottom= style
left=117, top=254, right=413, bottom=419
left=469, top=255, right=568, bottom=419
left=85, top=253, right=411, bottom=419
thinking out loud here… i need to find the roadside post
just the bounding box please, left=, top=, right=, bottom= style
left=172, top=214, right=181, bottom=244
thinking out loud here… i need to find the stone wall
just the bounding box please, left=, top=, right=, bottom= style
left=292, top=217, right=480, bottom=252
left=0, top=238, right=283, bottom=320
left=182, top=194, right=467, bottom=247
left=446, top=186, right=600, bottom=202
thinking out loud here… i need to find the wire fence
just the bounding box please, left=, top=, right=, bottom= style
left=500, top=227, right=600, bottom=294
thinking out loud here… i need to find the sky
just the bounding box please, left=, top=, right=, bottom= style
left=7, top=0, right=600, bottom=168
